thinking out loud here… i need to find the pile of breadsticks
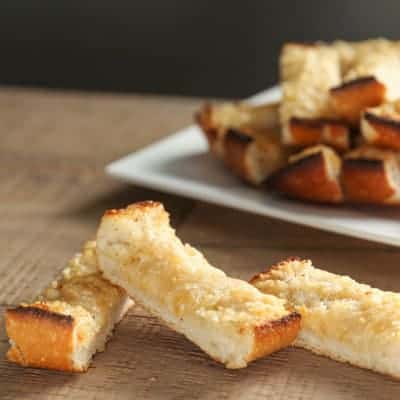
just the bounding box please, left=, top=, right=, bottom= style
left=197, top=39, right=400, bottom=205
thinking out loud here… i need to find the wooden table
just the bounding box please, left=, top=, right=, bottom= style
left=1, top=87, right=400, bottom=400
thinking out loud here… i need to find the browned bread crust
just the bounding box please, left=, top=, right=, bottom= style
left=250, top=312, right=301, bottom=361
left=330, top=76, right=386, bottom=123
left=268, top=146, right=343, bottom=203
left=363, top=112, right=400, bottom=150
left=6, top=304, right=74, bottom=371
left=287, top=117, right=351, bottom=151
left=361, top=101, right=400, bottom=150
left=341, top=147, right=400, bottom=204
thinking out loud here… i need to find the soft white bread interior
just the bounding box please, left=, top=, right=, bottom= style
left=5, top=241, right=133, bottom=372
left=251, top=258, right=400, bottom=379
left=96, top=201, right=300, bottom=369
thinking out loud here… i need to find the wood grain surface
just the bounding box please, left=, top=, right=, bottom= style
left=1, top=87, right=399, bottom=400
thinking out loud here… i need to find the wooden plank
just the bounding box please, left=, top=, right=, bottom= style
left=0, top=87, right=202, bottom=162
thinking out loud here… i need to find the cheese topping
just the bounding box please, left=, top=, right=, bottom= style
left=38, top=241, right=125, bottom=327
left=280, top=43, right=341, bottom=123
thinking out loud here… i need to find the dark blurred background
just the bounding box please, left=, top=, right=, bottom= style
left=2, top=1, right=400, bottom=98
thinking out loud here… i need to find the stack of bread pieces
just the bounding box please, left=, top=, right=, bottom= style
left=5, top=201, right=400, bottom=379
left=196, top=38, right=400, bottom=205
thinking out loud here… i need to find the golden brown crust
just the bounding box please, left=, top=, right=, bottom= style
left=341, top=158, right=394, bottom=203
left=322, top=120, right=352, bottom=152
left=250, top=312, right=301, bottom=361
left=363, top=111, right=400, bottom=150
left=331, top=76, right=386, bottom=123
left=6, top=305, right=75, bottom=371
left=267, top=149, right=343, bottom=203
left=288, top=118, right=350, bottom=151
left=249, top=257, right=302, bottom=360
left=249, top=257, right=303, bottom=286
left=106, top=200, right=161, bottom=216
left=287, top=118, right=322, bottom=145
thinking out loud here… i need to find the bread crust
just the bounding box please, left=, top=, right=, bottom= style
left=341, top=147, right=400, bottom=204
left=287, top=118, right=322, bottom=144
left=6, top=305, right=74, bottom=371
left=342, top=159, right=393, bottom=203
left=249, top=257, right=302, bottom=286
left=267, top=146, right=343, bottom=203
left=331, top=76, right=386, bottom=123
left=250, top=312, right=301, bottom=361
left=97, top=202, right=301, bottom=369
left=287, top=117, right=350, bottom=151
left=362, top=106, right=400, bottom=150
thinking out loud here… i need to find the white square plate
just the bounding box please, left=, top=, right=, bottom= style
left=106, top=86, right=400, bottom=247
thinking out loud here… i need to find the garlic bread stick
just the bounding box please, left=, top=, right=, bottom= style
left=5, top=241, right=133, bottom=371
left=96, top=201, right=300, bottom=369
left=252, top=258, right=400, bottom=378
